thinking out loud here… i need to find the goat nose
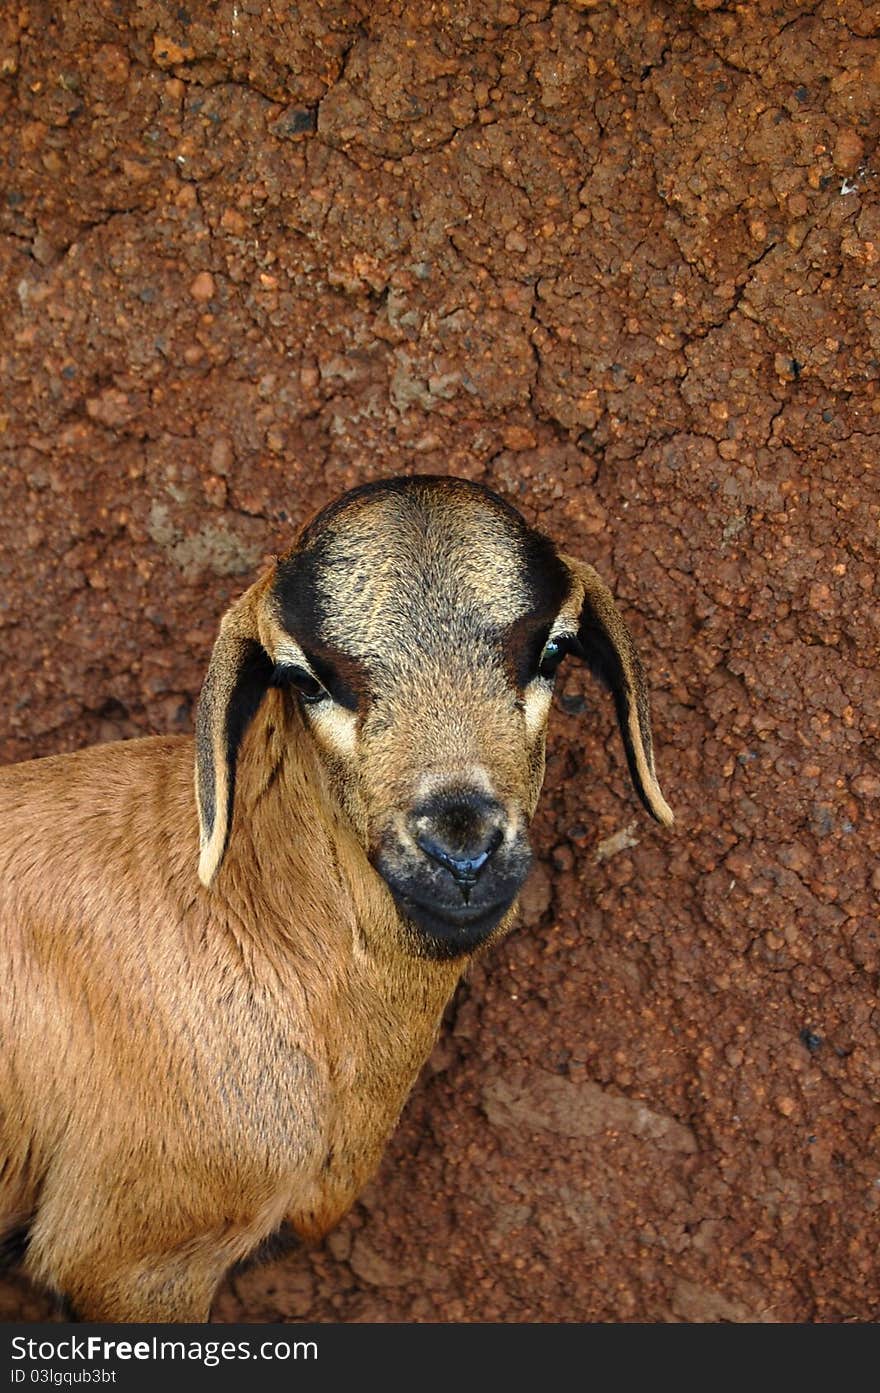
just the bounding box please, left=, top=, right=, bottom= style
left=416, top=827, right=504, bottom=889
left=410, top=792, right=506, bottom=899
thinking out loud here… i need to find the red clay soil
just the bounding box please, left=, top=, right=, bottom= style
left=1, top=0, right=878, bottom=1323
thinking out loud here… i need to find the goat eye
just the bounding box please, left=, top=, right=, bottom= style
left=274, top=664, right=328, bottom=705
left=537, top=635, right=570, bottom=681
left=293, top=669, right=328, bottom=704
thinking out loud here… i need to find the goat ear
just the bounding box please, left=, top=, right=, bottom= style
left=561, top=554, right=674, bottom=828
left=195, top=577, right=276, bottom=886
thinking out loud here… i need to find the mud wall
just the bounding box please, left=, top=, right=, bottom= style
left=1, top=0, right=878, bottom=1322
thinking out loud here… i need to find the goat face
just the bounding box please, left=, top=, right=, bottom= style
left=195, top=477, right=672, bottom=959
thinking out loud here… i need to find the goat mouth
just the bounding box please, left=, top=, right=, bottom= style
left=392, top=890, right=516, bottom=956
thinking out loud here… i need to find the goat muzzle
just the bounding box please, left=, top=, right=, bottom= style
left=372, top=788, right=532, bottom=957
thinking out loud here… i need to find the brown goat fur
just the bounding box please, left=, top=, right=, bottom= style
left=0, top=476, right=672, bottom=1321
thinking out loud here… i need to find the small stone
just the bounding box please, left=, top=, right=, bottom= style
left=120, top=158, right=152, bottom=185
left=93, top=44, right=130, bottom=84
left=413, top=430, right=443, bottom=452
left=31, top=233, right=55, bottom=266
left=203, top=475, right=227, bottom=508
left=672, top=1278, right=762, bottom=1323
left=270, top=106, right=317, bottom=139
left=504, top=230, right=528, bottom=253
left=779, top=842, right=811, bottom=874
left=786, top=219, right=809, bottom=250
left=832, top=127, right=864, bottom=174
left=774, top=353, right=799, bottom=381
left=189, top=271, right=215, bottom=303
left=152, top=35, right=193, bottom=67
left=210, top=437, right=233, bottom=474
left=518, top=861, right=552, bottom=927
left=220, top=208, right=247, bottom=236
left=501, top=425, right=536, bottom=450
left=852, top=774, right=880, bottom=799
left=594, top=823, right=640, bottom=863
left=85, top=388, right=135, bottom=427
left=350, top=1235, right=410, bottom=1288
left=776, top=1096, right=796, bottom=1117
left=808, top=582, right=833, bottom=612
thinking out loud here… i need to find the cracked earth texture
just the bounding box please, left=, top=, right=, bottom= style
left=1, top=0, right=878, bottom=1324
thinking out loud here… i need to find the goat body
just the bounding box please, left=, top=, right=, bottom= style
left=0, top=699, right=460, bottom=1319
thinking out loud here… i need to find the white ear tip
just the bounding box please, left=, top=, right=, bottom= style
left=198, top=843, right=218, bottom=887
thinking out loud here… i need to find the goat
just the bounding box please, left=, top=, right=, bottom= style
left=0, top=475, right=672, bottom=1321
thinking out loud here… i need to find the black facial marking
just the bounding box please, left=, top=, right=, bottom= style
left=509, top=620, right=553, bottom=688
left=516, top=522, right=572, bottom=612
left=274, top=542, right=327, bottom=654
left=506, top=599, right=570, bottom=690
left=301, top=644, right=362, bottom=710
left=484, top=518, right=572, bottom=688
left=273, top=549, right=366, bottom=711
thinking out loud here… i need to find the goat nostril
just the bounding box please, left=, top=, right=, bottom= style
left=416, top=827, right=504, bottom=892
